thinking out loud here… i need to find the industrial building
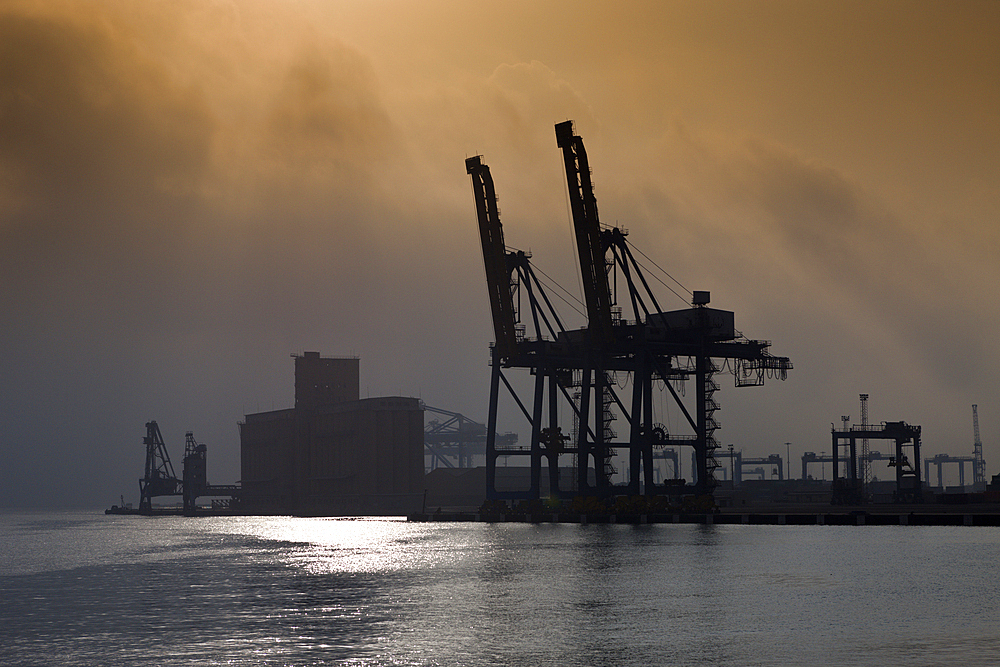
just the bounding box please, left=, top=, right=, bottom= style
left=239, top=353, right=425, bottom=515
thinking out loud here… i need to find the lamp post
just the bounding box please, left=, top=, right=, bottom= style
left=729, top=444, right=735, bottom=488
left=785, top=442, right=791, bottom=481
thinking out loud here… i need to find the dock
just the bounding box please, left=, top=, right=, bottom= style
left=409, top=505, right=1000, bottom=526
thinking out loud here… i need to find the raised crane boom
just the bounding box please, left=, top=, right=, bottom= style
left=555, top=121, right=614, bottom=347
left=466, top=156, right=519, bottom=360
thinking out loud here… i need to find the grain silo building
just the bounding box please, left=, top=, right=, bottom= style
left=239, top=353, right=424, bottom=515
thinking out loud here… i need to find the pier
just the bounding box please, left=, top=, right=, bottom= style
left=409, top=505, right=1000, bottom=527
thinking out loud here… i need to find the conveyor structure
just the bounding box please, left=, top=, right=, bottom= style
left=424, top=404, right=518, bottom=470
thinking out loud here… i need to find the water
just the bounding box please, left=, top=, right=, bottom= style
left=2, top=510, right=998, bottom=666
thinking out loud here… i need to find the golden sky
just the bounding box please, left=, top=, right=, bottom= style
left=1, top=0, right=998, bottom=504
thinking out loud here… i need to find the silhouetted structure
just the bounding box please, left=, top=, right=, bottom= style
left=801, top=451, right=835, bottom=480
left=973, top=404, right=986, bottom=490
left=239, top=353, right=424, bottom=515
left=831, top=420, right=922, bottom=504
left=133, top=421, right=238, bottom=514
left=139, top=420, right=182, bottom=511
left=182, top=431, right=207, bottom=510
left=423, top=405, right=517, bottom=470
left=465, top=121, right=791, bottom=504
left=714, top=450, right=785, bottom=484
left=294, top=352, right=360, bottom=409
left=180, top=431, right=241, bottom=513
left=925, top=453, right=976, bottom=489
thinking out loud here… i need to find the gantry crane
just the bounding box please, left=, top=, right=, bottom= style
left=423, top=404, right=518, bottom=470
left=831, top=420, right=923, bottom=504
left=465, top=156, right=521, bottom=361
left=555, top=121, right=616, bottom=349
left=924, top=453, right=976, bottom=489
left=554, top=121, right=791, bottom=498
left=466, top=155, right=580, bottom=499
left=466, top=121, right=792, bottom=503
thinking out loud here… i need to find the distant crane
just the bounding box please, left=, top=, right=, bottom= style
left=139, top=421, right=182, bottom=512
left=138, top=422, right=240, bottom=514
left=860, top=394, right=871, bottom=494
left=183, top=431, right=208, bottom=513
left=973, top=404, right=986, bottom=490
left=831, top=418, right=922, bottom=504
left=423, top=404, right=519, bottom=470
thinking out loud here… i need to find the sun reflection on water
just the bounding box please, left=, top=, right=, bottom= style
left=5, top=513, right=1000, bottom=666
left=198, top=515, right=466, bottom=575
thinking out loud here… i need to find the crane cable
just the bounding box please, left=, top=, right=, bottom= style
left=529, top=263, right=588, bottom=320
left=624, top=237, right=692, bottom=306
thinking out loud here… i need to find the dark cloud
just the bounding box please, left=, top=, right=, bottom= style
left=0, top=3, right=219, bottom=344
left=0, top=3, right=422, bottom=507
left=0, top=6, right=215, bottom=219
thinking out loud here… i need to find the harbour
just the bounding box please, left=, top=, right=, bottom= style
left=409, top=506, right=1000, bottom=526
left=3, top=4, right=999, bottom=666
left=110, top=121, right=999, bottom=521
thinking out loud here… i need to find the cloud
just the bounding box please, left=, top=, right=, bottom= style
left=487, top=61, right=594, bottom=140
left=255, top=43, right=397, bottom=210
left=0, top=1, right=414, bottom=325
left=587, top=120, right=997, bottom=400
left=1, top=1, right=998, bottom=504
left=0, top=5, right=215, bottom=221
left=0, top=2, right=219, bottom=337
left=0, top=1, right=426, bottom=506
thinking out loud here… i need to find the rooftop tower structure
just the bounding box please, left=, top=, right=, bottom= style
left=294, top=352, right=359, bottom=409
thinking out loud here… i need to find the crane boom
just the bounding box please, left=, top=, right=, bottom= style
left=466, top=156, right=519, bottom=360
left=555, top=121, right=614, bottom=347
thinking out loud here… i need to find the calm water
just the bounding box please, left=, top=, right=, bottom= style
left=1, top=510, right=998, bottom=666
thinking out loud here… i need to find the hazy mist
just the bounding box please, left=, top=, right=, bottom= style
left=2, top=0, right=998, bottom=507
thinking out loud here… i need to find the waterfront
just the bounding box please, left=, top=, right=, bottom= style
left=2, top=510, right=998, bottom=666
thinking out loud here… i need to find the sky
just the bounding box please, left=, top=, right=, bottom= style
left=1, top=0, right=998, bottom=507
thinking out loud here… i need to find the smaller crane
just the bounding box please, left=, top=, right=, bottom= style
left=973, top=404, right=986, bottom=490
left=139, top=421, right=182, bottom=512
